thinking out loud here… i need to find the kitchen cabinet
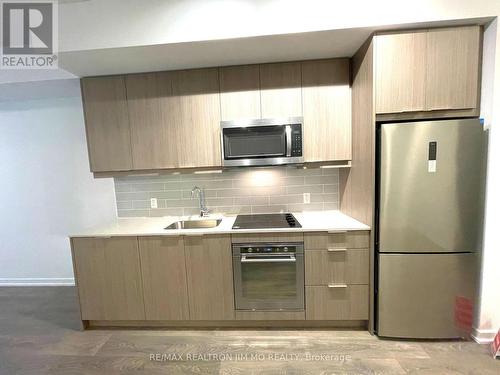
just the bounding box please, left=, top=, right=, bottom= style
left=375, top=31, right=427, bottom=114
left=302, top=59, right=352, bottom=161
left=260, top=62, right=302, bottom=118
left=375, top=26, right=481, bottom=114
left=81, top=76, right=133, bottom=172
left=170, top=68, right=222, bottom=168
left=71, top=237, right=145, bottom=321
left=425, top=26, right=481, bottom=110
left=219, top=65, right=261, bottom=121
left=306, top=285, right=369, bottom=320
left=304, top=231, right=369, bottom=321
left=125, top=72, right=178, bottom=169
left=184, top=235, right=234, bottom=320
left=305, top=248, right=369, bottom=285
left=138, top=236, right=190, bottom=320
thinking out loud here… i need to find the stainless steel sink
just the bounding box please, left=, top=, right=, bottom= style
left=164, top=219, right=222, bottom=230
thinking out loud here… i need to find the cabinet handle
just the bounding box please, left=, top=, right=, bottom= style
left=327, top=230, right=347, bottom=234
left=327, top=248, right=347, bottom=252
left=328, top=283, right=347, bottom=288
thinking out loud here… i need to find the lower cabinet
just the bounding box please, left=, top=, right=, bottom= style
left=71, top=231, right=370, bottom=325
left=184, top=235, right=235, bottom=320
left=71, top=237, right=145, bottom=320
left=138, top=236, right=190, bottom=320
left=305, top=285, right=369, bottom=320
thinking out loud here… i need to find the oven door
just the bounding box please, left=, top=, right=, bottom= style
left=233, top=245, right=305, bottom=310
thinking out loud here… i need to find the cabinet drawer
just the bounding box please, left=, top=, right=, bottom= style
left=306, top=285, right=369, bottom=320
left=304, top=231, right=369, bottom=249
left=232, top=232, right=304, bottom=243
left=305, top=248, right=369, bottom=285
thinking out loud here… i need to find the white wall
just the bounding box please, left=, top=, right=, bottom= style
left=0, top=79, right=116, bottom=285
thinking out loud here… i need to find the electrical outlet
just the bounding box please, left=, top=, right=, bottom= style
left=303, top=193, right=311, bottom=204
left=150, top=198, right=158, bottom=209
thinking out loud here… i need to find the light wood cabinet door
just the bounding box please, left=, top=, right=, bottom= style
left=302, top=59, right=352, bottom=161
left=71, top=237, right=145, bottom=321
left=305, top=248, right=369, bottom=285
left=220, top=65, right=261, bottom=121
left=81, top=76, right=133, bottom=172
left=306, top=285, right=369, bottom=320
left=260, top=62, right=302, bottom=118
left=185, top=235, right=234, bottom=320
left=138, top=236, right=189, bottom=320
left=425, top=26, right=481, bottom=110
left=375, top=31, right=427, bottom=114
left=170, top=68, right=222, bottom=168
left=126, top=72, right=179, bottom=169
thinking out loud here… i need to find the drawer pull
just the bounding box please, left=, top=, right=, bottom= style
left=327, top=230, right=347, bottom=234
left=327, top=247, right=347, bottom=252
left=328, top=283, right=348, bottom=288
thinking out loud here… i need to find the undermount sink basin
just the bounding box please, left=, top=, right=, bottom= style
left=164, top=219, right=222, bottom=230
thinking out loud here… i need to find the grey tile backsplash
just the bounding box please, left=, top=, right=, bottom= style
left=114, top=167, right=339, bottom=217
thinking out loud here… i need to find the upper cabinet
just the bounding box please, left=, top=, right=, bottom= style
left=82, top=61, right=354, bottom=172
left=126, top=71, right=178, bottom=170
left=169, top=68, right=222, bottom=168
left=425, top=27, right=481, bottom=111
left=219, top=65, right=261, bottom=121
left=375, top=31, right=427, bottom=113
left=81, top=76, right=133, bottom=172
left=260, top=62, right=302, bottom=118
left=302, top=59, right=352, bottom=162
left=375, top=26, right=481, bottom=114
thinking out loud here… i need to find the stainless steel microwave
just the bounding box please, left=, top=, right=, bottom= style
left=220, top=117, right=304, bottom=167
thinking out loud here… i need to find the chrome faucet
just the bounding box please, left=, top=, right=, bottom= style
left=191, top=186, right=210, bottom=217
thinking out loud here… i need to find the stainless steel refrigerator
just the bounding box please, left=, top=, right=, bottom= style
left=376, top=118, right=485, bottom=339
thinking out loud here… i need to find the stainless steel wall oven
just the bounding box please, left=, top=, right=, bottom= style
left=232, top=242, right=305, bottom=310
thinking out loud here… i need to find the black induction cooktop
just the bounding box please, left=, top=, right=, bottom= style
left=232, top=213, right=301, bottom=229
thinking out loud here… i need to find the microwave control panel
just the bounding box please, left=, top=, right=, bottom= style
left=291, top=124, right=302, bottom=156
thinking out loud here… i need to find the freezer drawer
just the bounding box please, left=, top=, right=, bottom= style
left=377, top=253, right=476, bottom=339
left=379, top=119, right=484, bottom=253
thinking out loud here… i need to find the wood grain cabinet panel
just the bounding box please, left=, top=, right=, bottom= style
left=425, top=26, right=481, bottom=111
left=219, top=65, right=261, bottom=120
left=304, top=231, right=370, bottom=250
left=138, top=236, right=189, bottom=320
left=260, top=62, right=302, bottom=118
left=306, top=285, right=369, bottom=320
left=71, top=237, right=145, bottom=321
left=81, top=76, right=133, bottom=172
left=170, top=68, right=222, bottom=168
left=302, top=59, right=352, bottom=161
left=185, top=235, right=234, bottom=320
left=375, top=31, right=427, bottom=114
left=125, top=72, right=179, bottom=169
left=305, top=248, right=369, bottom=285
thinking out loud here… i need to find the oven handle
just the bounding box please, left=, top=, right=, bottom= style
left=241, top=255, right=296, bottom=263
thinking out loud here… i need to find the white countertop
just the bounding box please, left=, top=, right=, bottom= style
left=70, top=211, right=369, bottom=238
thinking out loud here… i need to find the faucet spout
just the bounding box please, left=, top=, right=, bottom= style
left=191, top=186, right=210, bottom=217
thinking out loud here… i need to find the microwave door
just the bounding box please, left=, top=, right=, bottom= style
left=223, top=125, right=287, bottom=159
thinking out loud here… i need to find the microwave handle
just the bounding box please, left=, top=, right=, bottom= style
left=285, top=125, right=292, bottom=157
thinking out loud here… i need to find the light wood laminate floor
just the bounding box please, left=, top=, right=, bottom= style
left=0, top=287, right=498, bottom=374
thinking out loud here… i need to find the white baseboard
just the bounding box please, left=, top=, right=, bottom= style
left=472, top=327, right=498, bottom=344
left=0, top=278, right=75, bottom=286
